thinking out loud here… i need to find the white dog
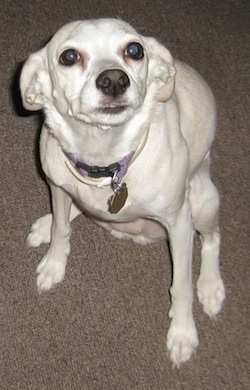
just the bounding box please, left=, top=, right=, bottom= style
left=20, top=18, right=225, bottom=367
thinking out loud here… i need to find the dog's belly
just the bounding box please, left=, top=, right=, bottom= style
left=109, top=218, right=167, bottom=240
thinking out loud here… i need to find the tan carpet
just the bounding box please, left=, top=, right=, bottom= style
left=1, top=1, right=249, bottom=388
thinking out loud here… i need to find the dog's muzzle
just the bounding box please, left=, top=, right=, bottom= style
left=96, top=69, right=130, bottom=97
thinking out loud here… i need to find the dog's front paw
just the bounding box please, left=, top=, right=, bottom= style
left=197, top=275, right=225, bottom=318
left=27, top=214, right=52, bottom=248
left=167, top=319, right=199, bottom=368
left=36, top=253, right=66, bottom=293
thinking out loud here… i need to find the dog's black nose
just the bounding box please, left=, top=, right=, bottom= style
left=96, top=69, right=130, bottom=97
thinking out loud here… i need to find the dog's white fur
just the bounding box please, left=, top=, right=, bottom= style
left=20, top=19, right=225, bottom=367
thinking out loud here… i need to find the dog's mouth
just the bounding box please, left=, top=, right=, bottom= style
left=98, top=104, right=128, bottom=115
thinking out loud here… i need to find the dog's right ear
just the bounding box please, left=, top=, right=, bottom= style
left=20, top=47, right=52, bottom=111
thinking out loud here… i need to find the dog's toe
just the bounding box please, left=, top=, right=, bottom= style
left=27, top=214, right=52, bottom=247
left=197, top=275, right=225, bottom=318
left=167, top=320, right=199, bottom=368
left=36, top=254, right=66, bottom=292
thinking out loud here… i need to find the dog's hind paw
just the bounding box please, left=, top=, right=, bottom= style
left=167, top=319, right=199, bottom=368
left=36, top=253, right=66, bottom=292
left=27, top=214, right=52, bottom=248
left=197, top=275, right=225, bottom=318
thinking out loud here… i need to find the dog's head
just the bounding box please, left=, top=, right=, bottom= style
left=20, top=19, right=176, bottom=126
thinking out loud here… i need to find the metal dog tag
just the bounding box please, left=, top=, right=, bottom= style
left=108, top=183, right=128, bottom=214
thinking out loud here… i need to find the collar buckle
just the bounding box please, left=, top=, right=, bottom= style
left=75, top=161, right=120, bottom=178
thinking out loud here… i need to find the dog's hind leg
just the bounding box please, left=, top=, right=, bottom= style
left=27, top=201, right=81, bottom=248
left=190, top=157, right=225, bottom=318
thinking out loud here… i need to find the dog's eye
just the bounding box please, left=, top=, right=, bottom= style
left=125, top=42, right=144, bottom=60
left=59, top=49, right=80, bottom=66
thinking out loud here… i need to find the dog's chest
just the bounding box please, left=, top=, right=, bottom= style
left=61, top=175, right=147, bottom=221
left=41, top=131, right=186, bottom=221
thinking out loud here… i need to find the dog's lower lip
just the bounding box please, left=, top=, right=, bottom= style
left=99, top=105, right=127, bottom=114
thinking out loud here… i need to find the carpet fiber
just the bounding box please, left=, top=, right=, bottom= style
left=1, top=1, right=249, bottom=389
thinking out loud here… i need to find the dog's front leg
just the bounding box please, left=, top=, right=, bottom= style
left=36, top=182, right=72, bottom=292
left=165, top=198, right=198, bottom=367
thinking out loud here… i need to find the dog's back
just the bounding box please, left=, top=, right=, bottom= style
left=174, top=61, right=216, bottom=174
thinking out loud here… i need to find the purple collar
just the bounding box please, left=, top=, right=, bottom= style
left=64, top=151, right=134, bottom=180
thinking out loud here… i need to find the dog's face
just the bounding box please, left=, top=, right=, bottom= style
left=20, top=19, right=176, bottom=127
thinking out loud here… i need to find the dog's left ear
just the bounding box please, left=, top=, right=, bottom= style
left=144, top=37, right=176, bottom=102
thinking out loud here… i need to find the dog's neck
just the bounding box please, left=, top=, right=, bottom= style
left=44, top=105, right=150, bottom=166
